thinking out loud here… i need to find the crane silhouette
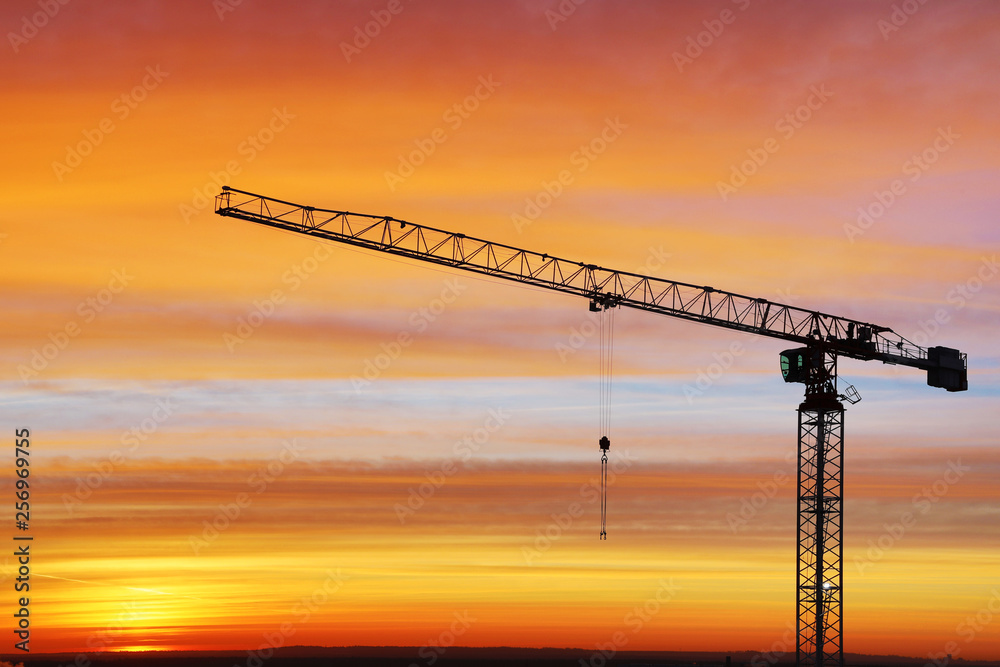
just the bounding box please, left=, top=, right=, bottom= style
left=216, top=186, right=967, bottom=666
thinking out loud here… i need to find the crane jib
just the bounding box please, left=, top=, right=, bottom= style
left=214, top=186, right=967, bottom=391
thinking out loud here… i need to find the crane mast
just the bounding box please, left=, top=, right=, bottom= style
left=216, top=186, right=968, bottom=666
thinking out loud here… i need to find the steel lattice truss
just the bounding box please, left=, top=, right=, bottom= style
left=797, top=405, right=844, bottom=667
left=215, top=187, right=934, bottom=368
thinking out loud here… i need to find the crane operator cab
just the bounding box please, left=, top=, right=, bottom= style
left=780, top=347, right=813, bottom=384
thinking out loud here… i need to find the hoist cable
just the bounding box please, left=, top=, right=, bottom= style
left=598, top=303, right=615, bottom=540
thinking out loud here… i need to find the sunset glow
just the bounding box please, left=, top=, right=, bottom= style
left=2, top=0, right=998, bottom=661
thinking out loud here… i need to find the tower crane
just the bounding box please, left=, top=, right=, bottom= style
left=215, top=186, right=968, bottom=667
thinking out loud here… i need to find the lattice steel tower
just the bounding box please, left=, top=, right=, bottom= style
left=788, top=347, right=846, bottom=666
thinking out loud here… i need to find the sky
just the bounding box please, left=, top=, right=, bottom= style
left=1, top=0, right=999, bottom=660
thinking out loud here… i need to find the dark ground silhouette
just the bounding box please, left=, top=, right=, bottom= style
left=4, top=647, right=1000, bottom=667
